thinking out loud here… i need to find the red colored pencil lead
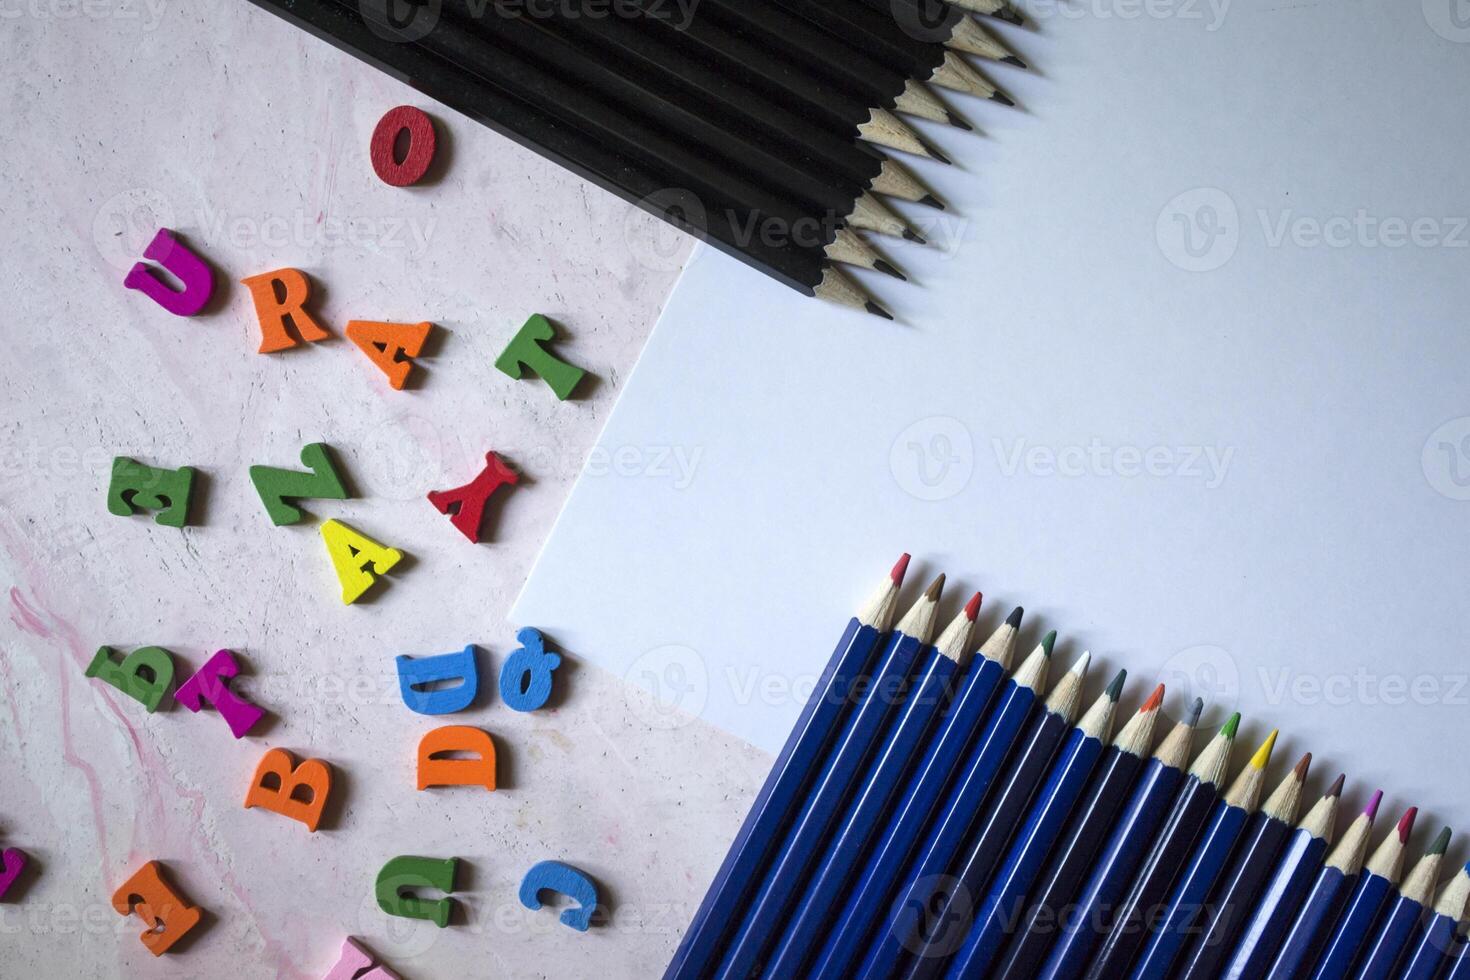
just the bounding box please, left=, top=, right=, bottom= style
left=1399, top=807, right=1419, bottom=843
left=1140, top=684, right=1166, bottom=713
left=963, top=592, right=982, bottom=621
left=891, top=553, right=912, bottom=585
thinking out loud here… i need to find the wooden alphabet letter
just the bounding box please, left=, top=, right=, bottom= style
left=122, top=228, right=214, bottom=317
left=426, top=452, right=519, bottom=544
left=345, top=320, right=433, bottom=390
left=250, top=442, right=350, bottom=526
left=241, top=268, right=330, bottom=353
left=396, top=646, right=479, bottom=716
left=111, top=861, right=203, bottom=956
left=85, top=645, right=175, bottom=713
left=416, top=726, right=496, bottom=792
left=375, top=856, right=458, bottom=928
left=518, top=860, right=599, bottom=932
left=320, top=519, right=403, bottom=604
left=107, top=457, right=196, bottom=528
left=174, top=650, right=265, bottom=738
left=244, top=747, right=333, bottom=832
left=494, top=314, right=586, bottom=400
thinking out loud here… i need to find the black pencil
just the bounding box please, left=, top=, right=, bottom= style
left=440, top=0, right=928, bottom=248
left=615, top=0, right=951, bottom=161
left=846, top=0, right=1026, bottom=66
left=500, top=0, right=945, bottom=208
left=771, top=0, right=1012, bottom=105
left=697, top=0, right=973, bottom=128
left=253, top=0, right=895, bottom=316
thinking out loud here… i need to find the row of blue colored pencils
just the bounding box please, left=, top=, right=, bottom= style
left=662, top=557, right=1469, bottom=979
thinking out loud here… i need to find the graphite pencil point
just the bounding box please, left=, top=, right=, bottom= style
left=873, top=259, right=907, bottom=281
left=948, top=111, right=974, bottom=131
left=866, top=301, right=895, bottom=321
left=903, top=228, right=929, bottom=245
left=919, top=194, right=947, bottom=211
left=1004, top=54, right=1028, bottom=69
left=992, top=89, right=1016, bottom=107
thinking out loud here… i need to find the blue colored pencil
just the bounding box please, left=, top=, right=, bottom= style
left=943, top=672, right=1138, bottom=978
left=1397, top=858, right=1470, bottom=980
left=1443, top=933, right=1470, bottom=980
left=897, top=651, right=1092, bottom=980
left=996, top=697, right=1202, bottom=979
left=1222, top=775, right=1343, bottom=980
left=852, top=632, right=1055, bottom=980
left=760, top=592, right=983, bottom=977
left=1032, top=704, right=1216, bottom=980
left=712, top=574, right=948, bottom=979
left=664, top=555, right=911, bottom=980
left=1306, top=806, right=1418, bottom=980
left=1044, top=713, right=1235, bottom=980
left=809, top=607, right=1024, bottom=979
left=1172, top=751, right=1314, bottom=980
left=1127, top=729, right=1281, bottom=978
left=1263, top=791, right=1381, bottom=980
left=1350, top=827, right=1451, bottom=980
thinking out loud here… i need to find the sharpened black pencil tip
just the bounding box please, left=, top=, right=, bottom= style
left=996, top=6, right=1025, bottom=25
left=1004, top=55, right=1028, bottom=69
left=947, top=111, right=973, bottom=132
left=873, top=259, right=907, bottom=281
left=991, top=90, right=1016, bottom=108
left=1006, top=606, right=1023, bottom=629
left=902, top=228, right=928, bottom=245
left=918, top=194, right=947, bottom=211
left=923, top=142, right=953, bottom=166
left=865, top=301, right=894, bottom=321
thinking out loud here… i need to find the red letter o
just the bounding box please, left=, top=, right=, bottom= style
left=370, top=106, right=437, bottom=187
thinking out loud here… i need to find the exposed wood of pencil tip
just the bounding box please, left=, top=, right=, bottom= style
left=826, top=227, right=907, bottom=281
left=859, top=109, right=952, bottom=164
left=813, top=266, right=893, bottom=320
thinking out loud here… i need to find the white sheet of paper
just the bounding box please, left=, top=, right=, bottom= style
left=516, top=2, right=1470, bottom=822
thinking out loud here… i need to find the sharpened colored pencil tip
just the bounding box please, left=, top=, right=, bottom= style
left=923, top=573, right=945, bottom=601
left=903, top=228, right=929, bottom=245
left=1186, top=698, right=1204, bottom=726
left=1366, top=790, right=1384, bottom=820
left=947, top=111, right=973, bottom=132
left=1004, top=55, right=1028, bottom=69
left=963, top=592, right=982, bottom=621
left=1005, top=606, right=1023, bottom=629
left=890, top=553, right=911, bottom=586
left=1327, top=774, right=1346, bottom=798
left=1250, top=730, right=1279, bottom=770
left=873, top=259, right=907, bottom=281
left=1399, top=807, right=1419, bottom=843
left=1221, top=712, right=1241, bottom=739
left=1069, top=651, right=1092, bottom=676
left=1040, top=630, right=1056, bottom=656
left=1430, top=827, right=1453, bottom=855
left=865, top=301, right=894, bottom=321
left=1104, top=669, right=1126, bottom=700
left=918, top=194, right=947, bottom=211
left=1140, top=684, right=1165, bottom=713
left=1293, top=752, right=1312, bottom=781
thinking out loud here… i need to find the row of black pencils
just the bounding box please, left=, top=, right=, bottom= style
left=245, top=0, right=1028, bottom=319
left=666, top=555, right=1470, bottom=979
